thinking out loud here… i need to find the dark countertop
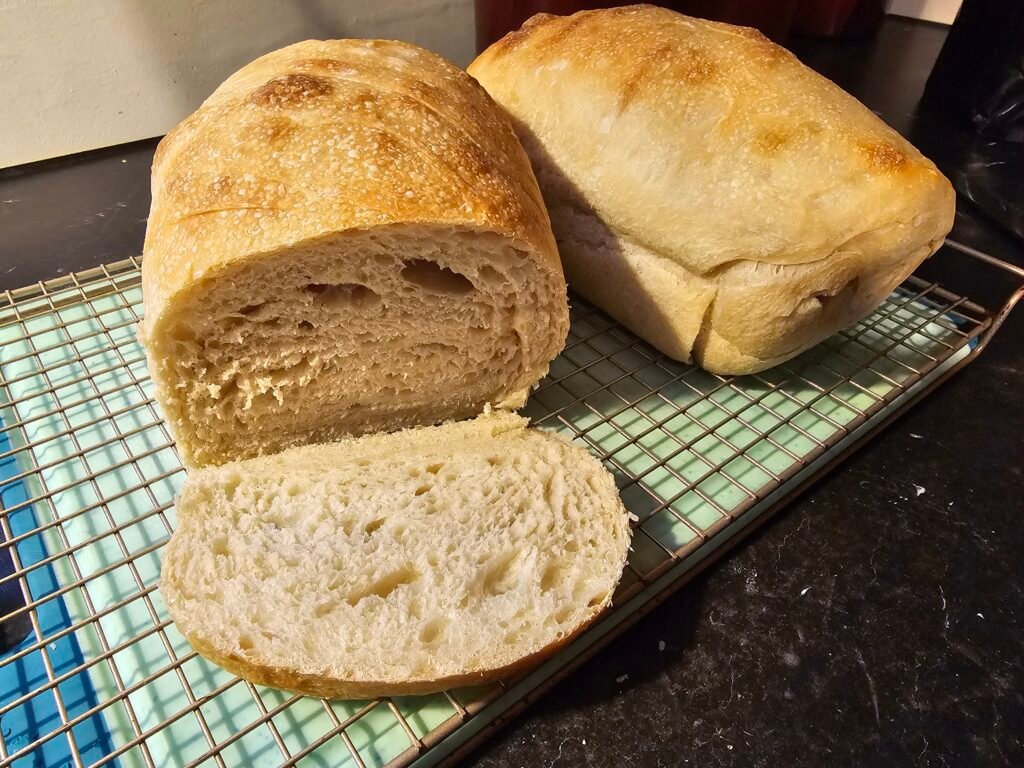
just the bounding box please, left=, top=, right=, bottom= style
left=1, top=16, right=1021, bottom=768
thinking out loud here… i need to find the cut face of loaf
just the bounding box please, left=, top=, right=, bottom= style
left=469, top=7, right=955, bottom=374
left=144, top=225, right=565, bottom=466
left=160, top=414, right=632, bottom=699
left=141, top=39, right=568, bottom=466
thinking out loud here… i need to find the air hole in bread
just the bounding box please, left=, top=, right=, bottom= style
left=238, top=304, right=264, bottom=317
left=540, top=559, right=566, bottom=593
left=169, top=323, right=196, bottom=342
left=269, top=359, right=312, bottom=386
left=413, top=341, right=459, bottom=357
left=503, top=628, right=524, bottom=646
left=364, top=517, right=386, bottom=534
left=425, top=462, right=443, bottom=474
left=420, top=617, right=447, bottom=644
left=587, top=591, right=609, bottom=608
left=211, top=536, right=230, bottom=556
left=346, top=564, right=420, bottom=605
left=400, top=259, right=474, bottom=295
left=218, top=379, right=240, bottom=402
left=326, top=572, right=344, bottom=592
left=238, top=634, right=254, bottom=651
left=248, top=393, right=281, bottom=415
left=222, top=473, right=242, bottom=501
left=414, top=484, right=431, bottom=496
left=487, top=456, right=501, bottom=467
left=313, top=599, right=338, bottom=618
left=476, top=264, right=504, bottom=286
left=297, top=320, right=314, bottom=332
left=481, top=548, right=525, bottom=597
left=304, top=282, right=381, bottom=311
left=554, top=606, right=572, bottom=624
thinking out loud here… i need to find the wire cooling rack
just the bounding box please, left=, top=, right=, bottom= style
left=0, top=242, right=1021, bottom=768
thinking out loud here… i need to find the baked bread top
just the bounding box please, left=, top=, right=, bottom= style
left=469, top=6, right=955, bottom=373
left=469, top=5, right=953, bottom=278
left=143, top=38, right=559, bottom=340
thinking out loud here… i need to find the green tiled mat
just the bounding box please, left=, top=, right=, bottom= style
left=0, top=256, right=989, bottom=767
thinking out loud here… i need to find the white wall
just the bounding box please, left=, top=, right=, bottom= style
left=887, top=0, right=962, bottom=25
left=1, top=0, right=961, bottom=169
left=0, top=0, right=475, bottom=168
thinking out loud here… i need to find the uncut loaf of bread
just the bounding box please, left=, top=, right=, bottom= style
left=469, top=5, right=955, bottom=374
left=160, top=413, right=631, bottom=698
left=140, top=39, right=569, bottom=467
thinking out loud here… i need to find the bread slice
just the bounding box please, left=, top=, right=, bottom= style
left=469, top=7, right=954, bottom=374
left=160, top=413, right=631, bottom=698
left=140, top=39, right=568, bottom=467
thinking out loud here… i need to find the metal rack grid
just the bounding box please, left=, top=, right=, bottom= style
left=0, top=242, right=1020, bottom=768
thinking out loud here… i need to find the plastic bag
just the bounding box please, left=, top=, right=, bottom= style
left=924, top=0, right=1024, bottom=143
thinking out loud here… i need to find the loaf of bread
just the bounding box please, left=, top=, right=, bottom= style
left=160, top=413, right=631, bottom=698
left=140, top=40, right=569, bottom=467
left=469, top=6, right=955, bottom=374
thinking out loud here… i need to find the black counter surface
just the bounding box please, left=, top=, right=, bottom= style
left=1, top=16, right=1021, bottom=768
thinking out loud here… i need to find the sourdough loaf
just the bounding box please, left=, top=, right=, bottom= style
left=141, top=40, right=569, bottom=466
left=469, top=6, right=955, bottom=374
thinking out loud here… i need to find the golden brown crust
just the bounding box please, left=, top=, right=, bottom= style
left=142, top=38, right=560, bottom=342
left=469, top=6, right=955, bottom=373
left=179, top=605, right=605, bottom=700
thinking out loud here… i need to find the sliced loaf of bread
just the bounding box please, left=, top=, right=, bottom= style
left=141, top=39, right=569, bottom=468
left=160, top=413, right=631, bottom=698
